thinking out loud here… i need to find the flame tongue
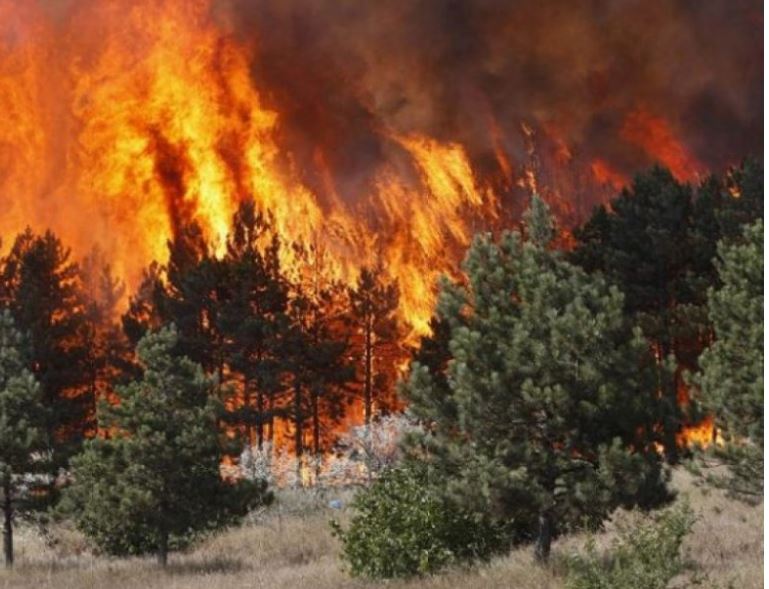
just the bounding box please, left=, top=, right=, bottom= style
left=0, top=0, right=500, bottom=337
left=0, top=0, right=749, bottom=339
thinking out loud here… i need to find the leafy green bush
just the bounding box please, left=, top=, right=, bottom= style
left=565, top=502, right=696, bottom=589
left=331, top=464, right=506, bottom=578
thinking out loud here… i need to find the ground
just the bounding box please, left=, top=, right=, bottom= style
left=0, top=470, right=762, bottom=588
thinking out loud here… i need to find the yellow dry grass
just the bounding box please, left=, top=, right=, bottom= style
left=0, top=469, right=762, bottom=589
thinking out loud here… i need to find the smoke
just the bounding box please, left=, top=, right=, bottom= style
left=0, top=0, right=761, bottom=312
left=228, top=0, right=762, bottom=197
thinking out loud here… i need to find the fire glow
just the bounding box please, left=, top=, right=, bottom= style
left=0, top=0, right=759, bottom=452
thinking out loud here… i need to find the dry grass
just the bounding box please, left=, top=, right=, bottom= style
left=0, top=469, right=761, bottom=589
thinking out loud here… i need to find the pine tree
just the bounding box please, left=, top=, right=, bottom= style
left=570, top=168, right=700, bottom=458
left=0, top=229, right=92, bottom=473
left=689, top=159, right=764, bottom=296
left=279, top=244, right=353, bottom=483
left=220, top=203, right=289, bottom=449
left=348, top=265, right=400, bottom=424
left=161, top=223, right=229, bottom=378
left=63, top=326, right=270, bottom=565
left=410, top=316, right=455, bottom=423
left=572, top=164, right=763, bottom=460
left=122, top=261, right=165, bottom=349
left=0, top=310, right=45, bottom=568
left=691, top=220, right=763, bottom=500
left=402, top=196, right=670, bottom=562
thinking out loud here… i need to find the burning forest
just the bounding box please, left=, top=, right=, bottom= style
left=0, top=0, right=763, bottom=581
left=0, top=0, right=761, bottom=330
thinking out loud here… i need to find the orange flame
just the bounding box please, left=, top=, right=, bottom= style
left=621, top=106, right=703, bottom=182
left=0, top=0, right=500, bottom=339
left=678, top=415, right=722, bottom=449
left=591, top=158, right=628, bottom=190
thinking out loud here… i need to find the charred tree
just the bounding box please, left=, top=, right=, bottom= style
left=348, top=265, right=400, bottom=425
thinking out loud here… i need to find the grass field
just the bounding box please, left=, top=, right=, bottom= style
left=0, top=470, right=762, bottom=588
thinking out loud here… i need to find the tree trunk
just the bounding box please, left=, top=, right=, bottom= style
left=363, top=317, right=373, bottom=425
left=157, top=530, right=168, bottom=567
left=294, top=381, right=304, bottom=486
left=534, top=509, right=553, bottom=563
left=256, top=386, right=265, bottom=450
left=312, top=390, right=321, bottom=478
left=3, top=478, right=12, bottom=569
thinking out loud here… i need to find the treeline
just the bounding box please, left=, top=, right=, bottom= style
left=121, top=202, right=404, bottom=465
left=0, top=201, right=404, bottom=566
left=335, top=160, right=764, bottom=577
left=416, top=160, right=763, bottom=458
left=0, top=159, right=763, bottom=569
left=0, top=202, right=405, bottom=478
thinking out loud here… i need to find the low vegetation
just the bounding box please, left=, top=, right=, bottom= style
left=332, top=464, right=507, bottom=578
left=0, top=471, right=762, bottom=589
left=564, top=501, right=696, bottom=589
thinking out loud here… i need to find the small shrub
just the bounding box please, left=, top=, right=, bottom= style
left=331, top=464, right=506, bottom=578
left=565, top=502, right=696, bottom=589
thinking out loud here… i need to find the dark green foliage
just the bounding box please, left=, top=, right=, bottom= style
left=332, top=463, right=506, bottom=578
left=690, top=220, right=763, bottom=500
left=410, top=316, right=454, bottom=421
left=572, top=162, right=763, bottom=459
left=0, top=311, right=45, bottom=567
left=565, top=502, right=695, bottom=589
left=0, top=229, right=93, bottom=472
left=122, top=262, right=166, bottom=349
left=571, top=166, right=696, bottom=321
left=713, top=159, right=764, bottom=241
left=63, top=326, right=270, bottom=565
left=161, top=223, right=229, bottom=375
left=688, top=158, right=763, bottom=300
left=220, top=203, right=289, bottom=449
left=403, top=196, right=671, bottom=562
left=570, top=165, right=761, bottom=459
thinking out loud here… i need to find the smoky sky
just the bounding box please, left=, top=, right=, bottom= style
left=227, top=0, right=761, bottom=194
left=27, top=0, right=763, bottom=214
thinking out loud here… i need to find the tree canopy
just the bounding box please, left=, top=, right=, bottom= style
left=63, top=326, right=270, bottom=565
left=691, top=219, right=763, bottom=500
left=402, top=196, right=671, bottom=561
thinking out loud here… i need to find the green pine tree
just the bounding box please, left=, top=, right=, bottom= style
left=62, top=326, right=270, bottom=565
left=0, top=229, right=92, bottom=475
left=402, top=196, right=671, bottom=562
left=571, top=163, right=763, bottom=460
left=570, top=167, right=700, bottom=458
left=0, top=310, right=45, bottom=568
left=691, top=219, right=763, bottom=500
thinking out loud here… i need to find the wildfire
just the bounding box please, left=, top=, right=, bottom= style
left=678, top=415, right=723, bottom=449
left=621, top=106, right=704, bottom=182
left=0, top=0, right=755, bottom=473
left=0, top=0, right=726, bottom=341
left=0, top=0, right=507, bottom=339
left=590, top=158, right=628, bottom=190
